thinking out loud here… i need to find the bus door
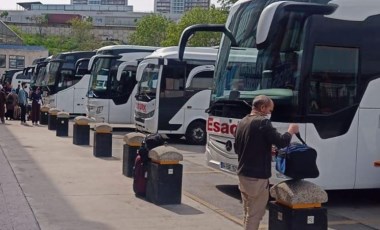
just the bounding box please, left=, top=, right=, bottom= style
left=109, top=61, right=138, bottom=123
left=184, top=65, right=214, bottom=125
left=158, top=60, right=186, bottom=132
left=73, top=58, right=91, bottom=114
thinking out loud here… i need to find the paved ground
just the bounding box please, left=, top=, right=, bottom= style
left=0, top=120, right=241, bottom=230
left=1, top=119, right=380, bottom=230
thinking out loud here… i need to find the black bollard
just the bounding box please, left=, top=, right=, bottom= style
left=40, top=106, right=50, bottom=125
left=269, top=180, right=328, bottom=230
left=146, top=146, right=183, bottom=205
left=73, top=116, right=91, bottom=145
left=48, top=108, right=60, bottom=131
left=123, top=132, right=145, bottom=177
left=93, top=124, right=112, bottom=157
left=56, top=112, right=70, bottom=137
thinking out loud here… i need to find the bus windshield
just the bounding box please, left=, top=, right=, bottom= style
left=137, top=63, right=160, bottom=100
left=213, top=0, right=330, bottom=105
left=46, top=61, right=61, bottom=86
left=89, top=58, right=112, bottom=98
left=88, top=58, right=124, bottom=99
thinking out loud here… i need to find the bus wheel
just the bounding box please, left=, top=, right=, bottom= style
left=186, top=121, right=206, bottom=145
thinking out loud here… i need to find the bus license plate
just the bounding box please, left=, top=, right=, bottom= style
left=220, top=162, right=237, bottom=173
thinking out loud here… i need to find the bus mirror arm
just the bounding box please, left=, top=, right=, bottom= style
left=178, top=24, right=237, bottom=61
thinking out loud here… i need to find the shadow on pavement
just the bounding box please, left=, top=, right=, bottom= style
left=161, top=203, right=204, bottom=215
left=215, top=184, right=241, bottom=202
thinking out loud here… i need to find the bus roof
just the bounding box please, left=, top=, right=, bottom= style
left=144, top=46, right=218, bottom=61
left=96, top=45, right=160, bottom=52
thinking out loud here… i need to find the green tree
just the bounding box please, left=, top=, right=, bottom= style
left=162, top=8, right=228, bottom=47
left=0, top=11, right=9, bottom=19
left=128, top=14, right=174, bottom=46
left=26, top=15, right=48, bottom=36
left=217, top=0, right=239, bottom=11
left=68, top=17, right=99, bottom=50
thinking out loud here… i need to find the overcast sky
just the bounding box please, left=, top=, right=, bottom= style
left=1, top=0, right=220, bottom=12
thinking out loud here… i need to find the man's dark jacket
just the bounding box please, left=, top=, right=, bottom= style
left=234, top=114, right=292, bottom=179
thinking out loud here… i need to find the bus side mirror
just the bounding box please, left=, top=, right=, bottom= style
left=178, top=24, right=237, bottom=61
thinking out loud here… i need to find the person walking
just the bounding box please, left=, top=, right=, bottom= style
left=30, top=87, right=42, bottom=125
left=5, top=89, right=18, bottom=120
left=0, top=85, right=6, bottom=124
left=18, top=82, right=28, bottom=125
left=234, top=95, right=299, bottom=230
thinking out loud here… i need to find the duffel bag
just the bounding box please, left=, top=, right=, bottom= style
left=276, top=133, right=319, bottom=179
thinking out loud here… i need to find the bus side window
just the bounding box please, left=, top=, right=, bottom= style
left=187, top=71, right=213, bottom=90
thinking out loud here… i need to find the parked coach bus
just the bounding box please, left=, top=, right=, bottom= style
left=135, top=47, right=216, bottom=145
left=178, top=0, right=380, bottom=189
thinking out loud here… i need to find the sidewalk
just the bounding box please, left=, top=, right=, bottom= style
left=0, top=121, right=241, bottom=230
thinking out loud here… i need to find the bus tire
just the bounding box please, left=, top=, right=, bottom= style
left=185, top=121, right=206, bottom=145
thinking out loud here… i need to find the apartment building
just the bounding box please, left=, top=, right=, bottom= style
left=155, top=0, right=210, bottom=14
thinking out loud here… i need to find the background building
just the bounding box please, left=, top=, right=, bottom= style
left=0, top=21, right=48, bottom=79
left=155, top=0, right=210, bottom=14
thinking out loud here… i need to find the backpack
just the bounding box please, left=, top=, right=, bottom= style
left=144, top=133, right=165, bottom=150
left=6, top=95, right=14, bottom=105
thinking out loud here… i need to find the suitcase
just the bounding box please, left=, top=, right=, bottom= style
left=13, top=106, right=21, bottom=120
left=133, top=150, right=149, bottom=197
left=276, top=133, right=319, bottom=179
left=132, top=134, right=165, bottom=197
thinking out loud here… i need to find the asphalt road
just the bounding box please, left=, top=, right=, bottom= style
left=161, top=137, right=380, bottom=230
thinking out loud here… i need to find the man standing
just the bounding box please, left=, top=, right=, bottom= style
left=234, top=95, right=299, bottom=230
left=18, top=82, right=28, bottom=125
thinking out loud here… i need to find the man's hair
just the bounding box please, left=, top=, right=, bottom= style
left=21, top=82, right=26, bottom=87
left=252, top=95, right=272, bottom=109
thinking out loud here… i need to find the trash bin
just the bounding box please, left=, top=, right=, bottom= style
left=269, top=180, right=328, bottom=230
left=93, top=123, right=112, bottom=157
left=73, top=116, right=92, bottom=145
left=40, top=105, right=50, bottom=125
left=48, top=108, right=60, bottom=131
left=123, top=132, right=145, bottom=177
left=56, top=112, right=70, bottom=137
left=146, top=146, right=183, bottom=205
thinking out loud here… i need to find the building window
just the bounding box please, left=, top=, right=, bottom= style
left=9, top=55, right=25, bottom=69
left=0, top=55, right=5, bottom=68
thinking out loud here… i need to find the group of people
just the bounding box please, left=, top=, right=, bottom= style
left=0, top=82, right=42, bottom=125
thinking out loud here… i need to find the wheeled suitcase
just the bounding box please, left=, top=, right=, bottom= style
left=133, top=149, right=149, bottom=197
left=13, top=106, right=21, bottom=120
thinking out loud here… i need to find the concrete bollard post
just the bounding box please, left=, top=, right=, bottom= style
left=56, top=112, right=70, bottom=137
left=48, top=108, right=60, bottom=131
left=40, top=105, right=50, bottom=125
left=123, top=132, right=145, bottom=177
left=93, top=123, right=112, bottom=158
left=73, top=116, right=92, bottom=145
left=146, top=146, right=183, bottom=205
left=269, top=180, right=328, bottom=230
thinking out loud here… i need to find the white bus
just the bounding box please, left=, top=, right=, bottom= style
left=178, top=0, right=380, bottom=189
left=43, top=51, right=96, bottom=115
left=134, top=47, right=216, bottom=145
left=86, top=50, right=157, bottom=123
left=43, top=45, right=158, bottom=116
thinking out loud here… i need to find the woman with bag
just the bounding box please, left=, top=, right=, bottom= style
left=30, top=87, right=42, bottom=125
